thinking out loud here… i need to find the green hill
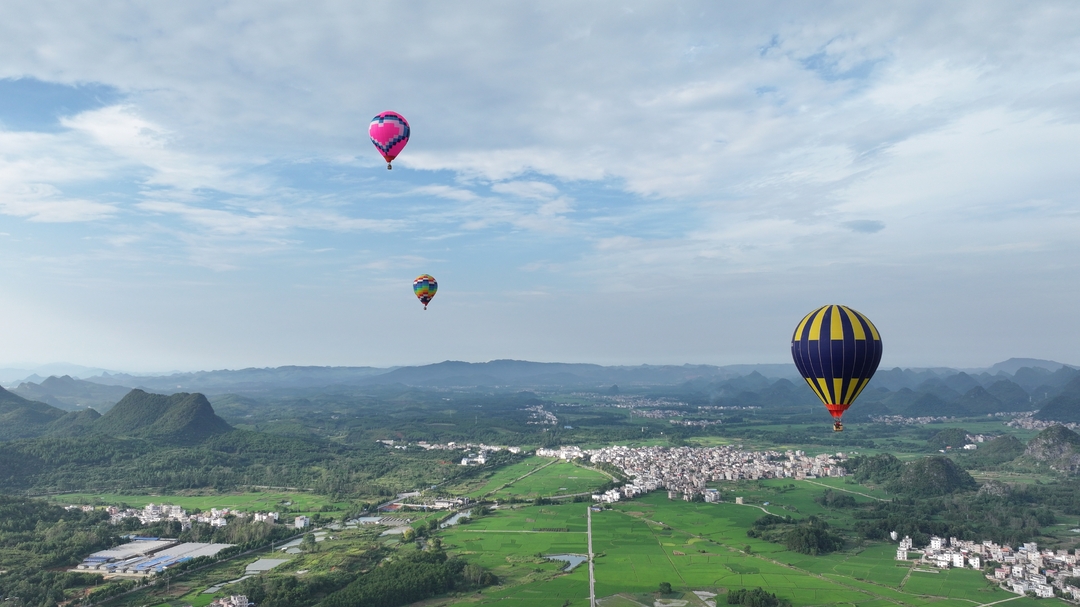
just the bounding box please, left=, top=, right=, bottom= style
left=93, top=389, right=232, bottom=442
left=47, top=408, right=103, bottom=436
left=889, top=456, right=977, bottom=496
left=0, top=386, right=67, bottom=440
left=1033, top=376, right=1080, bottom=423
left=958, top=435, right=1026, bottom=468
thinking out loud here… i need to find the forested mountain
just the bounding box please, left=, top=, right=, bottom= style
left=0, top=386, right=67, bottom=440
left=94, top=390, right=232, bottom=441
left=1033, top=376, right=1080, bottom=423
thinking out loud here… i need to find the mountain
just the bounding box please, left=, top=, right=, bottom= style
left=954, top=386, right=1006, bottom=415
left=84, top=366, right=391, bottom=394
left=903, top=393, right=949, bottom=417
left=942, top=372, right=980, bottom=394
left=93, top=390, right=232, bottom=441
left=365, top=360, right=742, bottom=388
left=984, top=379, right=1031, bottom=410
left=11, top=375, right=132, bottom=412
left=0, top=386, right=67, bottom=440
left=1033, top=376, right=1080, bottom=423
left=989, top=358, right=1071, bottom=374
left=1022, top=425, right=1080, bottom=474
left=913, top=378, right=962, bottom=404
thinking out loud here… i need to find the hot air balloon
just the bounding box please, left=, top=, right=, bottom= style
left=791, top=305, right=882, bottom=432
left=369, top=111, right=410, bottom=169
left=413, top=274, right=437, bottom=310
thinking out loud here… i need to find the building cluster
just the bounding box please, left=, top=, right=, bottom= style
left=524, top=405, right=558, bottom=425
left=629, top=409, right=687, bottom=419
left=76, top=538, right=232, bottom=576
left=535, top=446, right=587, bottom=459
left=1006, top=416, right=1080, bottom=431
left=579, top=445, right=846, bottom=502
left=898, top=536, right=1079, bottom=599
left=377, top=439, right=521, bottom=455
left=869, top=415, right=958, bottom=425
left=103, top=503, right=280, bottom=529
left=670, top=419, right=722, bottom=427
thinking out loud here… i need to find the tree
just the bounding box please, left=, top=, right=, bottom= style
left=300, top=533, right=317, bottom=552
left=402, top=527, right=416, bottom=542
left=659, top=581, right=673, bottom=594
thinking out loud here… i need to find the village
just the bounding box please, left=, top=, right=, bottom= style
left=899, top=535, right=1080, bottom=599
left=67, top=503, right=311, bottom=530
left=536, top=444, right=848, bottom=503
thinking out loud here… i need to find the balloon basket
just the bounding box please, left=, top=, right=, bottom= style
left=833, top=421, right=844, bottom=432
left=387, top=163, right=393, bottom=170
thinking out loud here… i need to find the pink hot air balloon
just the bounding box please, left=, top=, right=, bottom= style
left=369, top=111, right=410, bottom=170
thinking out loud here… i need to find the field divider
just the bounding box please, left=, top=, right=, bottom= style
left=484, top=458, right=560, bottom=497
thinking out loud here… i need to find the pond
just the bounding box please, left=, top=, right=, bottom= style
left=440, top=511, right=471, bottom=528
left=544, top=554, right=588, bottom=571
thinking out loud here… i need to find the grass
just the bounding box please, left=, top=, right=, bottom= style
left=491, top=460, right=611, bottom=500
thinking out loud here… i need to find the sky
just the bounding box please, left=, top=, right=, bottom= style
left=1, top=1, right=1079, bottom=372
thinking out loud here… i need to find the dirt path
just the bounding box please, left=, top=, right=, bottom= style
left=801, top=479, right=887, bottom=501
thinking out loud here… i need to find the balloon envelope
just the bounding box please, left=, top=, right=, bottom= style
left=413, top=274, right=437, bottom=309
left=369, top=111, right=410, bottom=165
left=791, top=305, right=882, bottom=420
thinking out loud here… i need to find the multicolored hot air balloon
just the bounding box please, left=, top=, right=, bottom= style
left=791, top=305, right=883, bottom=432
left=413, top=274, right=437, bottom=310
left=369, top=111, right=410, bottom=169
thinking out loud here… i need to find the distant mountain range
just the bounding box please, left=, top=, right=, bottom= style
left=3, top=358, right=1078, bottom=432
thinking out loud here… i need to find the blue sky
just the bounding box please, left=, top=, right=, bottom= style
left=1, top=1, right=1079, bottom=371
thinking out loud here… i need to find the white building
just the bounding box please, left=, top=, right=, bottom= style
left=294, top=515, right=310, bottom=529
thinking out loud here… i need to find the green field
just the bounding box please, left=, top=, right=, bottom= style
left=437, top=486, right=1071, bottom=607
left=47, top=490, right=348, bottom=514
left=455, top=456, right=611, bottom=500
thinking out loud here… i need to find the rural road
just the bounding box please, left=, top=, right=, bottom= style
left=587, top=505, right=596, bottom=607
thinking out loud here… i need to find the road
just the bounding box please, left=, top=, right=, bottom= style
left=587, top=505, right=596, bottom=607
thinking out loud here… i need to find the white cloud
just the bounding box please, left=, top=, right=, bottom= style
left=0, top=2, right=1079, bottom=366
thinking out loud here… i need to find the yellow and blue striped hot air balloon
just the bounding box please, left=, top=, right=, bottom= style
left=413, top=274, right=437, bottom=310
left=791, top=305, right=883, bottom=432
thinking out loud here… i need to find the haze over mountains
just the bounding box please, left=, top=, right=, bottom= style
left=1, top=358, right=1078, bottom=436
